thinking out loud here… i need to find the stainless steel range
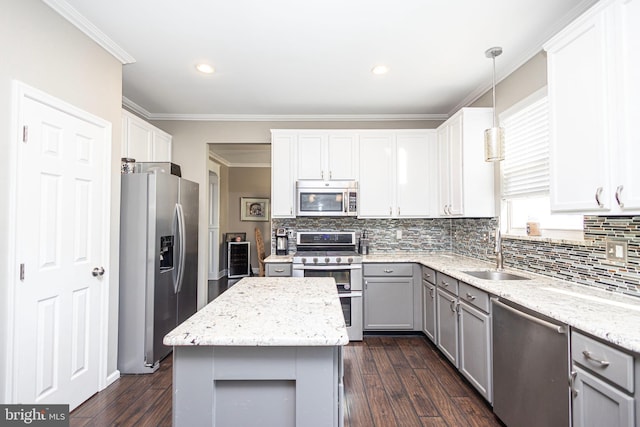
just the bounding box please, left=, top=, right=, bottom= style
left=292, top=232, right=363, bottom=341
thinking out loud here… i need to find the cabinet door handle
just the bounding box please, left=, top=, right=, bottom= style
left=429, top=287, right=434, bottom=298
left=595, top=187, right=604, bottom=208
left=321, top=170, right=324, bottom=180
left=582, top=350, right=610, bottom=367
left=329, top=170, right=332, bottom=180
left=398, top=207, right=401, bottom=216
left=615, top=185, right=624, bottom=208
left=390, top=206, right=392, bottom=216
left=449, top=300, right=457, bottom=313
left=570, top=371, right=578, bottom=397
left=466, top=292, right=476, bottom=301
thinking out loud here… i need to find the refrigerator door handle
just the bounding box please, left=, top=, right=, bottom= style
left=174, top=203, right=186, bottom=294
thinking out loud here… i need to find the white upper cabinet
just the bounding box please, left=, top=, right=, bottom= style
left=121, top=110, right=172, bottom=162
left=545, top=0, right=640, bottom=213
left=271, top=131, right=297, bottom=218
left=296, top=131, right=358, bottom=181
left=437, top=108, right=495, bottom=217
left=358, top=130, right=437, bottom=218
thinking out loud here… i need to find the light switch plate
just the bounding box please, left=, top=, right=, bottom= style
left=605, top=240, right=628, bottom=264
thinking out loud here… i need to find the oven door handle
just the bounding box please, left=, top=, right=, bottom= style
left=292, top=264, right=362, bottom=271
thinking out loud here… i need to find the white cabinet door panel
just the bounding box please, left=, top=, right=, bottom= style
left=358, top=135, right=395, bottom=217
left=547, top=9, right=612, bottom=212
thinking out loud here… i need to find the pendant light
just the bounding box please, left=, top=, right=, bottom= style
left=484, top=46, right=504, bottom=162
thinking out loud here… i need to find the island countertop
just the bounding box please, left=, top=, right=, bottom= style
left=163, top=277, right=349, bottom=347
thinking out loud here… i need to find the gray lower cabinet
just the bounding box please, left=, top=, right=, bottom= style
left=435, top=272, right=459, bottom=366
left=364, top=263, right=414, bottom=330
left=458, top=286, right=492, bottom=402
left=571, top=331, right=637, bottom=427
left=266, top=263, right=292, bottom=277
left=422, top=266, right=437, bottom=343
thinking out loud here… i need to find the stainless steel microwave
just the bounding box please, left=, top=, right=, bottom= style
left=296, top=180, right=358, bottom=217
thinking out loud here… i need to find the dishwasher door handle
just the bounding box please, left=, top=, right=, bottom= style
left=493, top=298, right=567, bottom=334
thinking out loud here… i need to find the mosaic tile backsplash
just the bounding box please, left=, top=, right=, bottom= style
left=272, top=215, right=640, bottom=298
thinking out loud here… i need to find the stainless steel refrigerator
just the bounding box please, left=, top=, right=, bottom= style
left=118, top=169, right=198, bottom=374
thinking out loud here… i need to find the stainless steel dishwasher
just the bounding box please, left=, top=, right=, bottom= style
left=492, top=298, right=570, bottom=427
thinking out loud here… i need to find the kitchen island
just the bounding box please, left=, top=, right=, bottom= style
left=163, top=277, right=348, bottom=427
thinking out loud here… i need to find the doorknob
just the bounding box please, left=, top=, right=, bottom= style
left=92, top=267, right=105, bottom=277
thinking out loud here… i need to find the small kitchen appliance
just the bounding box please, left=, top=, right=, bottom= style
left=275, top=227, right=288, bottom=255
left=292, top=231, right=363, bottom=340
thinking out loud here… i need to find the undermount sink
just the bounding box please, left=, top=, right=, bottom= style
left=462, top=270, right=530, bottom=281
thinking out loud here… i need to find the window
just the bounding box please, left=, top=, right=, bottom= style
left=500, top=88, right=583, bottom=240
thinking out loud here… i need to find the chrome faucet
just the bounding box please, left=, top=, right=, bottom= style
left=494, top=227, right=504, bottom=271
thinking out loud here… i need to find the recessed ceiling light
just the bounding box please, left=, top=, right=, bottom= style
left=371, top=65, right=389, bottom=75
left=196, top=63, right=215, bottom=74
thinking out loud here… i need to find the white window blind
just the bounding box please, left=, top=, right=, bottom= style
left=501, top=95, right=549, bottom=199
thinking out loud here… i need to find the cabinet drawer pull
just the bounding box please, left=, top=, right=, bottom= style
left=441, top=280, right=449, bottom=287
left=582, top=350, right=610, bottom=367
left=466, top=292, right=476, bottom=301
left=383, top=269, right=394, bottom=273
left=615, top=185, right=624, bottom=208
left=274, top=268, right=284, bottom=273
left=595, top=187, right=604, bottom=208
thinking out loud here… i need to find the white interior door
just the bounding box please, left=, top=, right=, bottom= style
left=13, top=90, right=109, bottom=410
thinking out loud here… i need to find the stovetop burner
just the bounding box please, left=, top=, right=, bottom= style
left=293, top=231, right=362, bottom=265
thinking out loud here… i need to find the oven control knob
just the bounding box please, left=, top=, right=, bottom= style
left=347, top=257, right=353, bottom=263
left=344, top=283, right=351, bottom=290
left=301, top=258, right=307, bottom=264
left=336, top=257, right=342, bottom=263
left=325, top=257, right=330, bottom=264
left=313, top=257, right=318, bottom=264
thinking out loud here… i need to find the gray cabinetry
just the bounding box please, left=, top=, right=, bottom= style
left=421, top=266, right=437, bottom=343
left=435, top=272, right=459, bottom=366
left=266, top=263, right=292, bottom=277
left=363, top=263, right=415, bottom=330
left=571, top=331, right=636, bottom=427
left=458, top=281, right=492, bottom=402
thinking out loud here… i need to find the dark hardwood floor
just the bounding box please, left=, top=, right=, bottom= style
left=70, top=335, right=502, bottom=427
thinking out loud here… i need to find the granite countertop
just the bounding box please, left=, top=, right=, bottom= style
left=266, top=252, right=640, bottom=353
left=163, top=277, right=349, bottom=347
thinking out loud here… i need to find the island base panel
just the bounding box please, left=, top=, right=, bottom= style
left=172, top=345, right=344, bottom=427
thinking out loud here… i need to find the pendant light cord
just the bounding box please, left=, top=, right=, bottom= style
left=492, top=54, right=497, bottom=128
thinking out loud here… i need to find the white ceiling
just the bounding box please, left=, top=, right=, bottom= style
left=48, top=0, right=597, bottom=121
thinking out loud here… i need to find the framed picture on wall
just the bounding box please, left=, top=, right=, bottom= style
left=240, top=197, right=270, bottom=221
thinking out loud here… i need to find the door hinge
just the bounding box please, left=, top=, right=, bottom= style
left=22, top=125, right=28, bottom=143
left=19, top=263, right=25, bottom=281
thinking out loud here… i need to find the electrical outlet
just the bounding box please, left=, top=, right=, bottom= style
left=287, top=229, right=294, bottom=239
left=605, top=240, right=628, bottom=264
left=396, top=230, right=402, bottom=239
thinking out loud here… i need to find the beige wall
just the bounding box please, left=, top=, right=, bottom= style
left=471, top=51, right=548, bottom=114
left=226, top=167, right=271, bottom=272
left=0, top=0, right=123, bottom=398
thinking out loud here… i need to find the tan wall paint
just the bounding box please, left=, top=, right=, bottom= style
left=471, top=51, right=548, bottom=113
left=227, top=167, right=271, bottom=271
left=0, top=0, right=123, bottom=398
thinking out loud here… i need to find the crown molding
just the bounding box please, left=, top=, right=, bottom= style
left=42, top=0, right=136, bottom=65
left=122, top=96, right=153, bottom=118
left=449, top=0, right=599, bottom=115
left=148, top=113, right=447, bottom=122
